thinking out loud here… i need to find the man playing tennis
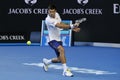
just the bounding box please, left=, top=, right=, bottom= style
left=43, top=4, right=80, bottom=77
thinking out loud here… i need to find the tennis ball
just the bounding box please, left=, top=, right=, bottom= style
left=27, top=41, right=31, bottom=45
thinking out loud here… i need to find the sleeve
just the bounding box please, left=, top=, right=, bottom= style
left=52, top=13, right=62, bottom=27
left=45, top=13, right=62, bottom=27
left=56, top=13, right=62, bottom=23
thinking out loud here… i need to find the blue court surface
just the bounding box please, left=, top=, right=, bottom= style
left=0, top=45, right=120, bottom=80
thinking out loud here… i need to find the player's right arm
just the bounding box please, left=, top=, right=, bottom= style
left=55, top=22, right=79, bottom=29
left=55, top=22, right=71, bottom=29
left=45, top=15, right=79, bottom=29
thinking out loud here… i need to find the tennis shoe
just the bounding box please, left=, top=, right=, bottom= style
left=63, top=68, right=74, bottom=77
left=43, top=58, right=49, bottom=72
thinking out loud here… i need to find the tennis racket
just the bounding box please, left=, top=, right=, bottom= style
left=75, top=18, right=87, bottom=25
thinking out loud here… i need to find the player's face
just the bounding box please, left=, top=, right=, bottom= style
left=48, top=9, right=56, bottom=18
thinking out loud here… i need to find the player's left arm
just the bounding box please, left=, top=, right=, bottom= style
left=58, top=22, right=80, bottom=32
left=72, top=22, right=80, bottom=32
left=72, top=27, right=80, bottom=32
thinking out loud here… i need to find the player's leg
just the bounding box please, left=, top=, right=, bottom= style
left=57, top=45, right=67, bottom=69
left=43, top=40, right=73, bottom=76
left=50, top=40, right=73, bottom=76
left=43, top=40, right=61, bottom=71
left=44, top=41, right=61, bottom=63
left=43, top=57, right=61, bottom=71
left=43, top=50, right=61, bottom=65
left=51, top=49, right=61, bottom=63
left=48, top=41, right=64, bottom=63
left=57, top=45, right=73, bottom=77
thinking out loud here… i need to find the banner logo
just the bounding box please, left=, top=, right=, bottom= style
left=77, top=0, right=89, bottom=6
left=0, top=35, right=25, bottom=40
left=24, top=0, right=37, bottom=6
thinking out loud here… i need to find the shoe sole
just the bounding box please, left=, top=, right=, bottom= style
left=43, top=61, right=48, bottom=72
left=43, top=64, right=48, bottom=72
left=63, top=72, right=74, bottom=77
left=63, top=74, right=74, bottom=77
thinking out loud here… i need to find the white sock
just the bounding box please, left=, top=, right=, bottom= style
left=62, top=63, right=68, bottom=71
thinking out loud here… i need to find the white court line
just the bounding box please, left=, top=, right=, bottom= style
left=23, top=62, right=117, bottom=75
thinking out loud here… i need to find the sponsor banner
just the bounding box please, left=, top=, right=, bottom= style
left=0, top=0, right=120, bottom=43
left=8, top=8, right=48, bottom=15
left=0, top=32, right=27, bottom=43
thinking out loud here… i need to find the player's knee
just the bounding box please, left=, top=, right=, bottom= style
left=58, top=46, right=64, bottom=54
left=57, top=58, right=61, bottom=63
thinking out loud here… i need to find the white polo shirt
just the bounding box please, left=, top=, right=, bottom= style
left=45, top=12, right=62, bottom=41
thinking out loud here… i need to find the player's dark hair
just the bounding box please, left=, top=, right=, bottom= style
left=48, top=4, right=57, bottom=10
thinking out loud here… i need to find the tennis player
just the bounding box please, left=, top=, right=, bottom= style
left=43, top=4, right=80, bottom=77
